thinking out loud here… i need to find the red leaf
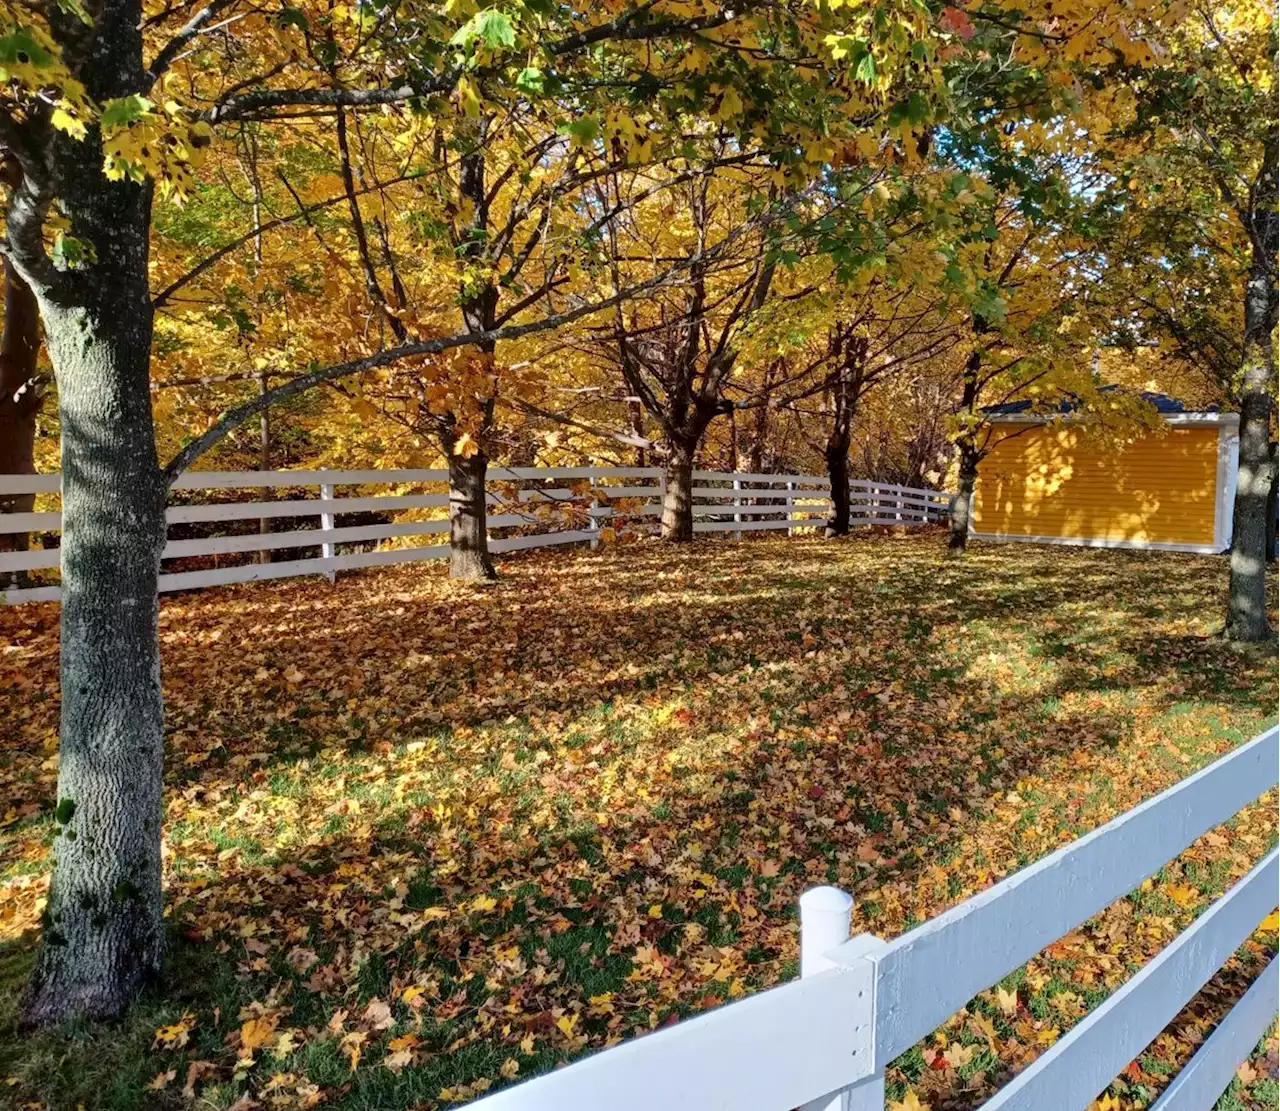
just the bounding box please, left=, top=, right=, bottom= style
left=940, top=6, right=976, bottom=39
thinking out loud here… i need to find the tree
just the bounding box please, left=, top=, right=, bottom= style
left=587, top=160, right=783, bottom=540
left=2, top=0, right=982, bottom=1023
left=1096, top=2, right=1277, bottom=639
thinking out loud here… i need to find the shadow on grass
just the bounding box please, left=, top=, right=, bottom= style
left=0, top=534, right=1276, bottom=1110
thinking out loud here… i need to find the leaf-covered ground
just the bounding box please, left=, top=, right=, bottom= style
left=1, top=534, right=1276, bottom=1111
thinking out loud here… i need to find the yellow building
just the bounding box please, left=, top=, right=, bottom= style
left=972, top=394, right=1239, bottom=555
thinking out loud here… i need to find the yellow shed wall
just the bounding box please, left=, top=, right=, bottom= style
left=972, top=423, right=1220, bottom=546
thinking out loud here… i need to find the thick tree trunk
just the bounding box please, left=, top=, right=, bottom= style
left=21, top=184, right=167, bottom=1024
left=823, top=337, right=863, bottom=538
left=0, top=259, right=42, bottom=585
left=1267, top=441, right=1278, bottom=564
left=16, top=0, right=169, bottom=1018
left=948, top=447, right=978, bottom=557
left=661, top=442, right=695, bottom=542
left=447, top=448, right=496, bottom=581
left=826, top=443, right=850, bottom=537
left=1224, top=199, right=1277, bottom=640
left=1225, top=381, right=1274, bottom=640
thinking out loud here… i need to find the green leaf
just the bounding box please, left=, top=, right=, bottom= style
left=101, top=94, right=154, bottom=130
left=278, top=6, right=309, bottom=30
left=450, top=8, right=516, bottom=50
left=855, top=51, right=877, bottom=84
left=516, top=65, right=544, bottom=94
left=0, top=28, right=56, bottom=70
left=562, top=115, right=600, bottom=145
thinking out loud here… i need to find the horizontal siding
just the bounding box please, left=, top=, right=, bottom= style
left=973, top=425, right=1219, bottom=546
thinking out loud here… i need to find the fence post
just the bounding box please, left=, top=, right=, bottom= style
left=733, top=477, right=743, bottom=541
left=319, top=474, right=336, bottom=584
left=787, top=480, right=796, bottom=536
left=799, top=887, right=885, bottom=1111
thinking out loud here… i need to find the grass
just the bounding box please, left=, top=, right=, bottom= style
left=0, top=533, right=1276, bottom=1110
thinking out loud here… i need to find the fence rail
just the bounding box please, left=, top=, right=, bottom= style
left=0, top=467, right=953, bottom=604
left=463, top=725, right=1279, bottom=1111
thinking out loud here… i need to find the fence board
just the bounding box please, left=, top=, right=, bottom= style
left=170, top=468, right=450, bottom=489
left=850, top=726, right=1280, bottom=1064
left=160, top=520, right=452, bottom=560
left=0, top=473, right=58, bottom=495
left=168, top=494, right=456, bottom=524
left=467, top=966, right=876, bottom=1111
left=2, top=584, right=60, bottom=604
left=979, top=849, right=1279, bottom=1111
left=493, top=467, right=662, bottom=481
left=0, top=511, right=60, bottom=534
left=1149, top=955, right=1279, bottom=1111
left=0, top=548, right=58, bottom=573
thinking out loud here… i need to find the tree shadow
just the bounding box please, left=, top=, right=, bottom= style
left=0, top=533, right=1275, bottom=1110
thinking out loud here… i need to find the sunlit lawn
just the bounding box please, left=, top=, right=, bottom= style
left=1, top=533, right=1276, bottom=1111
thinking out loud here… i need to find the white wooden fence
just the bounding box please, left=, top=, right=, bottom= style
left=463, top=725, right=1279, bottom=1111
left=0, top=467, right=953, bottom=605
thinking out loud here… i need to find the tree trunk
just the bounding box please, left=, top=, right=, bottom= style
left=21, top=178, right=167, bottom=1024
left=0, top=259, right=43, bottom=586
left=1224, top=198, right=1276, bottom=641
left=257, top=367, right=271, bottom=564
left=661, top=441, right=695, bottom=542
left=447, top=448, right=496, bottom=581
left=1267, top=441, right=1277, bottom=564
left=628, top=398, right=646, bottom=467
left=826, top=442, right=850, bottom=537
left=823, top=337, right=863, bottom=538
left=948, top=446, right=978, bottom=557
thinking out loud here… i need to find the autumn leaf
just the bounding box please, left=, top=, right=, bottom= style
left=994, top=986, right=1018, bottom=1016
left=152, top=1012, right=196, bottom=1049
left=146, top=1069, right=176, bottom=1090
left=239, top=1017, right=278, bottom=1055
left=938, top=6, right=976, bottom=39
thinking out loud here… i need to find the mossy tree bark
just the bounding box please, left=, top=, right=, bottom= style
left=12, top=0, right=169, bottom=1024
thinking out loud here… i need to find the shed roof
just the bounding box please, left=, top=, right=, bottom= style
left=984, top=386, right=1228, bottom=420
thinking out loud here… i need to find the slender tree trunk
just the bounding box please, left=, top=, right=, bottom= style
left=948, top=445, right=979, bottom=557
left=1224, top=194, right=1277, bottom=640
left=0, top=259, right=42, bottom=586
left=21, top=146, right=167, bottom=1022
left=257, top=368, right=271, bottom=563
left=447, top=447, right=496, bottom=581
left=661, top=440, right=695, bottom=541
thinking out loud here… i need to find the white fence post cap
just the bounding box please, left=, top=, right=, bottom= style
left=799, top=886, right=854, bottom=915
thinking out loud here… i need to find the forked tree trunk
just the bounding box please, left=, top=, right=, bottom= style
left=661, top=442, right=695, bottom=542
left=0, top=259, right=42, bottom=586
left=948, top=447, right=979, bottom=557
left=21, top=142, right=168, bottom=1023
left=447, top=448, right=496, bottom=581
left=1224, top=201, right=1277, bottom=641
